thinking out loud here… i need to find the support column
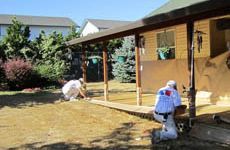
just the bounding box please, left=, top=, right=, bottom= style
left=135, top=34, right=142, bottom=106
left=103, top=42, right=109, bottom=101
left=187, top=21, right=196, bottom=122
left=82, top=44, right=87, bottom=83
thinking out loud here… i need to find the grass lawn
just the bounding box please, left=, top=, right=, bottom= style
left=0, top=81, right=229, bottom=149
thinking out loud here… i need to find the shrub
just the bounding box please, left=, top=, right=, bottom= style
left=34, top=62, right=67, bottom=83
left=0, top=59, right=5, bottom=83
left=3, top=58, right=33, bottom=90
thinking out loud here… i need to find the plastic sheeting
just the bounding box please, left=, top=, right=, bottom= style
left=141, top=51, right=230, bottom=103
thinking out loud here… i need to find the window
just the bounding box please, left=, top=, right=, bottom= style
left=156, top=30, right=175, bottom=60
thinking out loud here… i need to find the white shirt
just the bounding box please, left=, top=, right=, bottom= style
left=154, top=86, right=181, bottom=113
left=62, top=80, right=82, bottom=94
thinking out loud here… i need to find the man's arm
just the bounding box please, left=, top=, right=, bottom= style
left=78, top=88, right=87, bottom=99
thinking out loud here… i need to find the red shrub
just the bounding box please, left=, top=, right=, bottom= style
left=0, top=59, right=4, bottom=81
left=3, top=58, right=33, bottom=89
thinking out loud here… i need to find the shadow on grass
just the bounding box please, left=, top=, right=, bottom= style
left=8, top=121, right=229, bottom=150
left=196, top=110, right=230, bottom=129
left=0, top=91, right=62, bottom=109
left=8, top=122, right=152, bottom=150
left=151, top=135, right=230, bottom=150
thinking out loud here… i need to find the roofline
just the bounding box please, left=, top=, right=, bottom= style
left=79, top=18, right=132, bottom=34
left=67, top=0, right=230, bottom=46
left=79, top=19, right=91, bottom=34
left=0, top=14, right=78, bottom=27
left=0, top=23, right=78, bottom=28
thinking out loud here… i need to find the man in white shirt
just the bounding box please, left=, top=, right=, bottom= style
left=62, top=78, right=87, bottom=101
left=152, top=80, right=182, bottom=144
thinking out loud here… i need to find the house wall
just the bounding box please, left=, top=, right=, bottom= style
left=139, top=19, right=208, bottom=93
left=193, top=19, right=210, bottom=58
left=0, top=24, right=71, bottom=40
left=140, top=19, right=210, bottom=62
left=209, top=20, right=226, bottom=57
left=139, top=16, right=230, bottom=103
left=81, top=22, right=99, bottom=37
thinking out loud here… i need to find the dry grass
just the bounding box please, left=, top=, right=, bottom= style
left=0, top=81, right=229, bottom=149
left=0, top=98, right=161, bottom=149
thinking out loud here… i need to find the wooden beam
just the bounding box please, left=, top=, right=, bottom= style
left=103, top=42, right=109, bottom=101
left=82, top=44, right=87, bottom=83
left=135, top=34, right=142, bottom=106
left=187, top=22, right=196, bottom=121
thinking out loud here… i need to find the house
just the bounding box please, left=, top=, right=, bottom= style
left=67, top=0, right=230, bottom=108
left=0, top=14, right=78, bottom=39
left=79, top=19, right=131, bottom=36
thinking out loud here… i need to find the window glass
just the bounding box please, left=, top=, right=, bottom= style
left=156, top=30, right=175, bottom=60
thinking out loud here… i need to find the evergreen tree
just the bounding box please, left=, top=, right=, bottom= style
left=64, top=25, right=80, bottom=41
left=33, top=31, right=71, bottom=82
left=2, top=18, right=31, bottom=59
left=112, top=36, right=136, bottom=83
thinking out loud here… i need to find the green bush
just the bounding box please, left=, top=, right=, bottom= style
left=34, top=62, right=67, bottom=83
left=3, top=58, right=33, bottom=90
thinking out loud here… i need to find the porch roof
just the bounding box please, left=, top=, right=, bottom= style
left=67, top=0, right=230, bottom=45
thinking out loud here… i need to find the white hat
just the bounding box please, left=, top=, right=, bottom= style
left=167, top=80, right=177, bottom=87
left=79, top=78, right=84, bottom=83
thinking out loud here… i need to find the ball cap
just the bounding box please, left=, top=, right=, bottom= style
left=167, top=80, right=177, bottom=87
left=79, top=78, right=84, bottom=84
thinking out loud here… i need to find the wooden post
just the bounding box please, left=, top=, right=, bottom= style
left=103, top=42, right=109, bottom=101
left=187, top=21, right=196, bottom=123
left=135, top=34, right=142, bottom=106
left=82, top=44, right=87, bottom=83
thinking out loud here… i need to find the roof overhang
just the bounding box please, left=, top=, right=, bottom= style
left=67, top=0, right=230, bottom=46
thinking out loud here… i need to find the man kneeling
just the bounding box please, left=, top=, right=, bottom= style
left=152, top=80, right=182, bottom=144
left=62, top=78, right=87, bottom=101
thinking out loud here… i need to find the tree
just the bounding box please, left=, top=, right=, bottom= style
left=33, top=31, right=71, bottom=82
left=112, top=36, right=136, bottom=83
left=64, top=25, right=80, bottom=41
left=1, top=18, right=31, bottom=59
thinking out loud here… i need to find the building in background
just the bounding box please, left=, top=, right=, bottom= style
left=0, top=14, right=78, bottom=39
left=79, top=19, right=131, bottom=36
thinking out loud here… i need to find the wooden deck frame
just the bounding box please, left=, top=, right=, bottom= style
left=135, top=34, right=142, bottom=106
left=103, top=42, right=109, bottom=101
left=82, top=44, right=87, bottom=83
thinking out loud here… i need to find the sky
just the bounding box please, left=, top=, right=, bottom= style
left=0, top=0, right=168, bottom=27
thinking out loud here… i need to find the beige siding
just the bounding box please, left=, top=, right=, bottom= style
left=175, top=24, right=187, bottom=59
left=141, top=24, right=188, bottom=61
left=194, top=19, right=210, bottom=58
left=140, top=19, right=211, bottom=61
left=140, top=31, right=156, bottom=61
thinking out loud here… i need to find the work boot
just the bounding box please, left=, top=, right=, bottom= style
left=151, top=129, right=161, bottom=144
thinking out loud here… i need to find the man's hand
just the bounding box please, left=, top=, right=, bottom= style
left=84, top=97, right=91, bottom=100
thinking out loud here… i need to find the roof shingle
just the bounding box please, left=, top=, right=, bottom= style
left=0, top=14, right=77, bottom=27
